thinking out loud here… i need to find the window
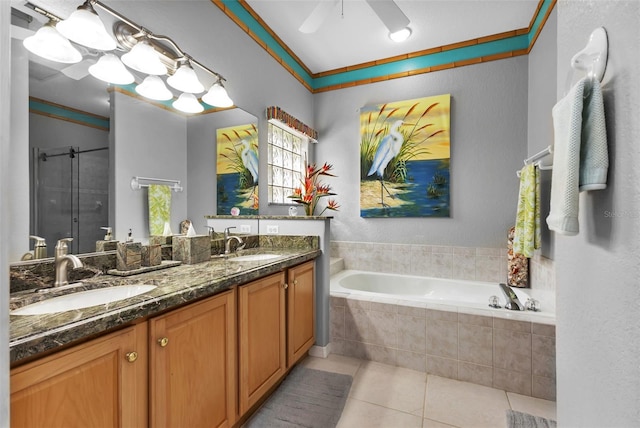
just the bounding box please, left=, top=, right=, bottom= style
left=267, top=121, right=308, bottom=204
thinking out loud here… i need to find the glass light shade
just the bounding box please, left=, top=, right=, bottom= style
left=202, top=82, right=234, bottom=108
left=23, top=22, right=83, bottom=64
left=88, top=53, right=135, bottom=84
left=167, top=63, right=204, bottom=93
left=172, top=92, right=204, bottom=114
left=121, top=41, right=167, bottom=75
left=389, top=27, right=412, bottom=43
left=57, top=3, right=117, bottom=51
left=135, top=75, right=173, bottom=101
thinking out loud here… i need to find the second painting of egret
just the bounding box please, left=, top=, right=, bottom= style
left=216, top=123, right=259, bottom=215
left=360, top=94, right=451, bottom=218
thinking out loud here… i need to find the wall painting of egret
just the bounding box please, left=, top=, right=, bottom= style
left=216, top=123, right=259, bottom=215
left=360, top=94, right=451, bottom=218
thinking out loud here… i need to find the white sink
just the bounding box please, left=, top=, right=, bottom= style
left=11, top=285, right=157, bottom=316
left=229, top=254, right=282, bottom=262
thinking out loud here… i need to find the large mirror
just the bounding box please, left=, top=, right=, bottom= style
left=9, top=3, right=257, bottom=262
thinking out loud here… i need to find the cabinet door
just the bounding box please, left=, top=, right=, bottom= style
left=238, top=271, right=286, bottom=415
left=11, top=324, right=148, bottom=428
left=149, top=289, right=237, bottom=428
left=287, top=260, right=316, bottom=366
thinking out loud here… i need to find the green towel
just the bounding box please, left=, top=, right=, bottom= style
left=513, top=164, right=540, bottom=258
left=148, top=184, right=171, bottom=236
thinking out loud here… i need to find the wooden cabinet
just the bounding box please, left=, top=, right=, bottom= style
left=238, top=262, right=316, bottom=416
left=238, top=271, right=287, bottom=415
left=10, top=258, right=315, bottom=427
left=149, top=289, right=237, bottom=428
left=11, top=324, right=148, bottom=428
left=287, top=260, right=316, bottom=366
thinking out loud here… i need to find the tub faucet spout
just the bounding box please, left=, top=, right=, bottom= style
left=499, top=283, right=525, bottom=311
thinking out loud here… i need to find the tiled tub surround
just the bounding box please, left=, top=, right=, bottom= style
left=330, top=241, right=556, bottom=294
left=330, top=295, right=556, bottom=401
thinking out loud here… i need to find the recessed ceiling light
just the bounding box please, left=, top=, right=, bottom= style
left=389, top=27, right=412, bottom=43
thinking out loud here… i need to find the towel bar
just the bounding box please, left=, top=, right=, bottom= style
left=131, top=176, right=183, bottom=192
left=516, top=146, right=553, bottom=177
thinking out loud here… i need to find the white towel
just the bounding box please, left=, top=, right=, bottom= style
left=546, top=78, right=608, bottom=236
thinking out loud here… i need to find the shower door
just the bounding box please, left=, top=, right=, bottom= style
left=32, top=146, right=109, bottom=256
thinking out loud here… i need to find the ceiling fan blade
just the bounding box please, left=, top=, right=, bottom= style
left=298, top=0, right=340, bottom=34
left=365, top=0, right=410, bottom=33
left=60, top=59, right=97, bottom=80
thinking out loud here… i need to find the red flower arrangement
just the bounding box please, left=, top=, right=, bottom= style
left=289, top=161, right=340, bottom=216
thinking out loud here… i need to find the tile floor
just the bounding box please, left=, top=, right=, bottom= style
left=300, top=354, right=556, bottom=428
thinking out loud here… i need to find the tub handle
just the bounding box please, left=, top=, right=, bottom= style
left=488, top=295, right=501, bottom=309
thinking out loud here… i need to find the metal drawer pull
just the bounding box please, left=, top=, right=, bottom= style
left=158, top=337, right=169, bottom=347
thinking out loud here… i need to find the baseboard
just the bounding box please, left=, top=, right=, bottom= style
left=308, top=343, right=331, bottom=358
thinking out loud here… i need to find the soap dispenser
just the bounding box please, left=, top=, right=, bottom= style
left=96, top=226, right=119, bottom=252
left=101, top=227, right=113, bottom=240
left=30, top=235, right=47, bottom=259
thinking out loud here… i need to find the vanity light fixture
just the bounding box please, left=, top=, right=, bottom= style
left=167, top=61, right=205, bottom=94
left=25, top=0, right=233, bottom=113
left=202, top=79, right=234, bottom=108
left=135, top=75, right=173, bottom=101
left=56, top=0, right=116, bottom=51
left=389, top=27, right=412, bottom=43
left=88, top=53, right=135, bottom=85
left=173, top=92, right=204, bottom=114
left=121, top=39, right=167, bottom=75
left=23, top=20, right=83, bottom=64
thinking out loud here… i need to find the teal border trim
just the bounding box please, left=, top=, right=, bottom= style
left=224, top=0, right=554, bottom=91
left=222, top=1, right=314, bottom=87
left=29, top=98, right=110, bottom=130
left=314, top=35, right=529, bottom=88
left=528, top=0, right=554, bottom=45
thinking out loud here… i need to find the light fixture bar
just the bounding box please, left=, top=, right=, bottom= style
left=24, top=0, right=232, bottom=111
left=89, top=0, right=227, bottom=83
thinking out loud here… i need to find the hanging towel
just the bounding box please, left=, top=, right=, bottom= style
left=546, top=77, right=608, bottom=235
left=148, top=184, right=172, bottom=236
left=513, top=164, right=540, bottom=258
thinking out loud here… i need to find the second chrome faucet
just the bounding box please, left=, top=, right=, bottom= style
left=224, top=227, right=245, bottom=254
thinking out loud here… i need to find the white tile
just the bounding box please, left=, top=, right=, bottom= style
left=300, top=354, right=363, bottom=377
left=507, top=392, right=557, bottom=421
left=349, top=361, right=426, bottom=415
left=424, top=375, right=510, bottom=428
left=337, top=398, right=423, bottom=428
left=423, top=418, right=459, bottom=428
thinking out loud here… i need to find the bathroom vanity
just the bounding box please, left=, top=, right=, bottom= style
left=9, top=245, right=319, bottom=427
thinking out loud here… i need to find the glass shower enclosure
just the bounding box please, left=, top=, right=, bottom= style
left=31, top=146, right=109, bottom=257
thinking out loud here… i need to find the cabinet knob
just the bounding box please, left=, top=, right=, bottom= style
left=125, top=351, right=138, bottom=363
left=282, top=283, right=288, bottom=289
left=293, top=279, right=298, bottom=286
left=158, top=337, right=169, bottom=347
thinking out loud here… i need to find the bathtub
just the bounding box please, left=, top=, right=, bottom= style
left=330, top=269, right=555, bottom=321
left=329, top=269, right=556, bottom=399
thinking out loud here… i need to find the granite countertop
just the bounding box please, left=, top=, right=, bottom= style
left=9, top=247, right=320, bottom=364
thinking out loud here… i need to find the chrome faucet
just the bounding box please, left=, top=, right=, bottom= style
left=224, top=227, right=245, bottom=254
left=499, top=283, right=525, bottom=311
left=54, top=238, right=84, bottom=287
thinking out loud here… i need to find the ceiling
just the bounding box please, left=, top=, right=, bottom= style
left=11, top=0, right=544, bottom=115
left=244, top=0, right=541, bottom=75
